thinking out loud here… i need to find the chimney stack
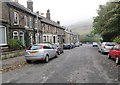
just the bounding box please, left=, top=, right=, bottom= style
left=27, top=0, right=33, bottom=12
left=46, top=9, right=50, bottom=20
left=36, top=11, right=39, bottom=15
left=57, top=21, right=60, bottom=25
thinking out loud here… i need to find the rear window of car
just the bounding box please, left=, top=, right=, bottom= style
left=30, top=45, right=43, bottom=50
left=105, top=43, right=114, bottom=46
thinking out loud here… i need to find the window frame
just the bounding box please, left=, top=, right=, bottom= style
left=14, top=12, right=19, bottom=25
left=24, top=15, right=28, bottom=27
left=0, top=25, right=7, bottom=46
left=13, top=31, right=19, bottom=40
left=29, top=17, right=32, bottom=28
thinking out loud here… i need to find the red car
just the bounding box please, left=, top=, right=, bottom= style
left=108, top=44, right=120, bottom=65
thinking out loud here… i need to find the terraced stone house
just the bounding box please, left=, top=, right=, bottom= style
left=0, top=0, right=65, bottom=49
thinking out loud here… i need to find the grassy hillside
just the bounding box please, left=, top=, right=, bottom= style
left=68, top=20, right=93, bottom=35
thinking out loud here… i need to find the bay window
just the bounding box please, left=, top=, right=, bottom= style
left=0, top=26, right=7, bottom=45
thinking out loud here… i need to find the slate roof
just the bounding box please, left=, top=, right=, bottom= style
left=41, top=16, right=65, bottom=30
left=7, top=2, right=65, bottom=30
left=7, top=2, right=36, bottom=16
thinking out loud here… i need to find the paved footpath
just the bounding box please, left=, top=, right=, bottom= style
left=1, top=56, right=26, bottom=72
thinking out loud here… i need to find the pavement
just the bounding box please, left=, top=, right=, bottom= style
left=1, top=55, right=26, bottom=72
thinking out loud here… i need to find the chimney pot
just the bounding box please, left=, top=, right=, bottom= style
left=27, top=0, right=33, bottom=12
left=46, top=9, right=51, bottom=20
left=57, top=21, right=60, bottom=25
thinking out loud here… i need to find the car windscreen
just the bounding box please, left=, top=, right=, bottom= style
left=105, top=43, right=114, bottom=46
left=30, top=45, right=42, bottom=50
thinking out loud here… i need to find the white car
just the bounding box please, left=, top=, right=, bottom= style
left=98, top=42, right=115, bottom=54
left=92, top=42, right=98, bottom=47
left=25, top=43, right=58, bottom=63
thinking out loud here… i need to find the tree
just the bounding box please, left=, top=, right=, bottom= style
left=24, top=30, right=31, bottom=48
left=93, top=1, right=120, bottom=41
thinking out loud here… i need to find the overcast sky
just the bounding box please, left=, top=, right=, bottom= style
left=19, top=0, right=108, bottom=26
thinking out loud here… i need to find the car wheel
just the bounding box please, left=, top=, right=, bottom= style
left=101, top=50, right=104, bottom=54
left=26, top=60, right=32, bottom=64
left=55, top=52, right=58, bottom=58
left=45, top=55, right=49, bottom=63
left=58, top=51, right=61, bottom=55
left=116, top=56, right=120, bottom=65
left=108, top=54, right=111, bottom=59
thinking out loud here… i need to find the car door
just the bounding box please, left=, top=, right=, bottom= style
left=47, top=44, right=55, bottom=58
left=44, top=45, right=52, bottom=58
left=111, top=45, right=119, bottom=59
left=114, top=45, right=120, bottom=59
left=50, top=45, right=56, bottom=57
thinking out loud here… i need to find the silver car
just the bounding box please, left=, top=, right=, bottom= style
left=98, top=42, right=115, bottom=54
left=25, top=43, right=58, bottom=63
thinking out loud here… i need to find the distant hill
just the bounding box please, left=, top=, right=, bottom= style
left=68, top=20, right=93, bottom=35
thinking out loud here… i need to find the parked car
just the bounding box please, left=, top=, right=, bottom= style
left=79, top=42, right=82, bottom=46
left=71, top=43, right=75, bottom=48
left=75, top=43, right=80, bottom=47
left=52, top=44, right=64, bottom=55
left=98, top=42, right=115, bottom=54
left=92, top=42, right=98, bottom=47
left=108, top=44, right=120, bottom=65
left=63, top=43, right=71, bottom=49
left=25, top=43, right=58, bottom=63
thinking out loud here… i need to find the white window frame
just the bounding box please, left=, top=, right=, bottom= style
left=24, top=15, right=28, bottom=27
left=19, top=31, right=25, bottom=45
left=14, top=12, right=19, bottom=25
left=13, top=31, right=19, bottom=40
left=0, top=25, right=7, bottom=46
left=29, top=17, right=32, bottom=28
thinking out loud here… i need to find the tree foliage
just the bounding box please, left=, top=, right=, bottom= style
left=24, top=30, right=31, bottom=48
left=81, top=33, right=101, bottom=43
left=93, top=1, right=120, bottom=42
left=8, top=39, right=25, bottom=50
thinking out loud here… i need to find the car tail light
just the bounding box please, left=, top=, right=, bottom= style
left=41, top=45, right=44, bottom=49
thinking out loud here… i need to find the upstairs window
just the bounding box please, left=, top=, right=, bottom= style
left=14, top=12, right=19, bottom=25
left=24, top=15, right=28, bottom=27
left=29, top=17, right=32, bottom=28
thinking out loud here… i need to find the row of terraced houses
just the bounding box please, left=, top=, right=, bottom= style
left=0, top=0, right=80, bottom=49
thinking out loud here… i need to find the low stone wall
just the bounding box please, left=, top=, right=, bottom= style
left=1, top=50, right=25, bottom=60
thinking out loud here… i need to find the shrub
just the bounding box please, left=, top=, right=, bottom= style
left=8, top=39, right=25, bottom=50
left=114, top=36, right=120, bottom=44
left=16, top=40, right=25, bottom=49
left=24, top=31, right=31, bottom=48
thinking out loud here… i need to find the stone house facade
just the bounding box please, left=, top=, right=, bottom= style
left=41, top=10, right=65, bottom=44
left=64, top=29, right=80, bottom=44
left=0, top=1, right=9, bottom=46
left=0, top=0, right=65, bottom=48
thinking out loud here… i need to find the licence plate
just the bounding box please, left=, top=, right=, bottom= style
left=30, top=52, right=36, bottom=54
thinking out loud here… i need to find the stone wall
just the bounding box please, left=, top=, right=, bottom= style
left=1, top=50, right=25, bottom=60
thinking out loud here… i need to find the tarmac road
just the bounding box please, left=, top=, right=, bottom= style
left=2, top=44, right=120, bottom=84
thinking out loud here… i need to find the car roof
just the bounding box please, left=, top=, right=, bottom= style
left=33, top=43, right=51, bottom=46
